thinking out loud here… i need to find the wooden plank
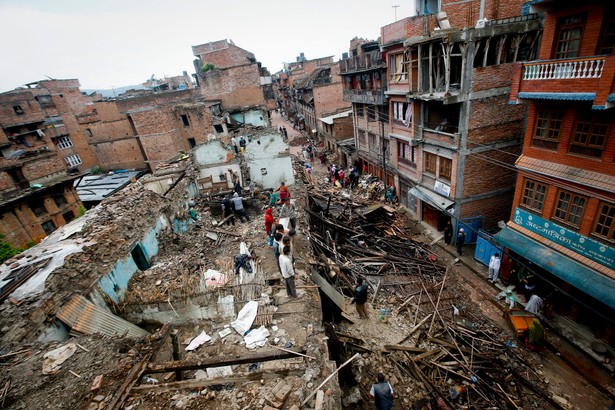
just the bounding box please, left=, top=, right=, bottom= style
left=384, top=345, right=427, bottom=353
left=411, top=349, right=441, bottom=362
left=131, top=369, right=303, bottom=394
left=146, top=348, right=307, bottom=374
left=310, top=271, right=345, bottom=312
left=301, top=353, right=360, bottom=407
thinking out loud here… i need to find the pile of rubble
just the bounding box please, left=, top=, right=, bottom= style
left=303, top=183, right=566, bottom=409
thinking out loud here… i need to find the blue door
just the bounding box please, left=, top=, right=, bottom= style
left=457, top=215, right=484, bottom=244
left=474, top=230, right=503, bottom=267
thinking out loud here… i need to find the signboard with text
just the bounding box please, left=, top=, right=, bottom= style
left=512, top=208, right=615, bottom=270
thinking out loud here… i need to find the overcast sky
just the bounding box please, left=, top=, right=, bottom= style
left=0, top=0, right=416, bottom=92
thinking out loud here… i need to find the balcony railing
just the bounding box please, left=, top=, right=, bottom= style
left=339, top=50, right=385, bottom=74
left=523, top=57, right=605, bottom=80
left=343, top=89, right=385, bottom=105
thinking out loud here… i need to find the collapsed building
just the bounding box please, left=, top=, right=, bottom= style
left=0, top=127, right=336, bottom=409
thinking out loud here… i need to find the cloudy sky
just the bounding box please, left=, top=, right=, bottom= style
left=0, top=0, right=416, bottom=92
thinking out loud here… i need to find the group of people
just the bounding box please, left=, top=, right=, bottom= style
left=326, top=164, right=360, bottom=189
left=264, top=182, right=301, bottom=299
left=230, top=135, right=248, bottom=156
left=278, top=126, right=288, bottom=141
left=221, top=192, right=250, bottom=224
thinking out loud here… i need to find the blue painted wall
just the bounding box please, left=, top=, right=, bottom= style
left=96, top=218, right=164, bottom=303
left=231, top=109, right=267, bottom=127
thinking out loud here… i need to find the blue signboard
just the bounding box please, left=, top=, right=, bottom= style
left=512, top=208, right=615, bottom=270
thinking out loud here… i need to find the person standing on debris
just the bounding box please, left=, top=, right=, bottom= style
left=443, top=220, right=453, bottom=245
left=352, top=278, right=369, bottom=319
left=231, top=192, right=250, bottom=222
left=273, top=232, right=284, bottom=272
left=488, top=253, right=501, bottom=284
left=265, top=207, right=275, bottom=246
left=239, top=136, right=247, bottom=155
left=277, top=181, right=290, bottom=203
left=282, top=127, right=288, bottom=141
left=370, top=373, right=394, bottom=410
left=456, top=228, right=466, bottom=256
left=269, top=189, right=279, bottom=208
left=248, top=180, right=256, bottom=198
left=221, top=194, right=235, bottom=226
left=231, top=136, right=238, bottom=155
left=278, top=200, right=297, bottom=230
left=279, top=245, right=298, bottom=298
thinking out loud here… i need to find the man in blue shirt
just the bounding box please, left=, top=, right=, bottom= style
left=370, top=373, right=394, bottom=410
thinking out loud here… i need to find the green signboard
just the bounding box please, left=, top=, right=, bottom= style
left=512, top=208, right=615, bottom=270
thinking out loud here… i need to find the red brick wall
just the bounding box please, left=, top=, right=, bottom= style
left=538, top=3, right=607, bottom=60
left=381, top=15, right=437, bottom=44
left=459, top=190, right=515, bottom=229
left=194, top=41, right=255, bottom=69
left=313, top=72, right=351, bottom=123
left=198, top=65, right=265, bottom=109
left=0, top=182, right=82, bottom=248
left=468, top=95, right=528, bottom=144
left=462, top=147, right=519, bottom=197
left=522, top=102, right=615, bottom=174
left=442, top=0, right=523, bottom=26
left=471, top=63, right=516, bottom=92
left=333, top=116, right=354, bottom=139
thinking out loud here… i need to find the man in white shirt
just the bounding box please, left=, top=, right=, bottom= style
left=279, top=246, right=297, bottom=298
left=488, top=253, right=501, bottom=284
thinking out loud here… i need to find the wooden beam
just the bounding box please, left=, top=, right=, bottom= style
left=146, top=348, right=307, bottom=374
left=384, top=345, right=427, bottom=353
left=131, top=369, right=303, bottom=394
left=301, top=353, right=360, bottom=407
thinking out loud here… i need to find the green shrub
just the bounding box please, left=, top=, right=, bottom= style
left=0, top=234, right=23, bottom=263
left=200, top=63, right=216, bottom=73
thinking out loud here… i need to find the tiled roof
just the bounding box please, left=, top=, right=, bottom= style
left=516, top=155, right=615, bottom=192
left=517, top=92, right=596, bottom=101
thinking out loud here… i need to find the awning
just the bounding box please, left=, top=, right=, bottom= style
left=494, top=227, right=615, bottom=310
left=410, top=186, right=454, bottom=212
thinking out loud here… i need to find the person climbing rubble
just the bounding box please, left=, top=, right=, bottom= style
left=231, top=192, right=250, bottom=223
left=221, top=194, right=235, bottom=226
left=352, top=277, right=369, bottom=319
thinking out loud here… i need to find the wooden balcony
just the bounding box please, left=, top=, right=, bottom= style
left=343, top=89, right=386, bottom=105
left=339, top=50, right=385, bottom=74
left=511, top=55, right=615, bottom=109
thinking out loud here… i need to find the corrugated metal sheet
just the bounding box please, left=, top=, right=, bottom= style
left=57, top=295, right=149, bottom=338
left=75, top=171, right=142, bottom=202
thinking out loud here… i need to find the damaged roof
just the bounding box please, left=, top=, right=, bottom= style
left=75, top=170, right=143, bottom=202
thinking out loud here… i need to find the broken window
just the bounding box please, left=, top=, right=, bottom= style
left=416, top=0, right=439, bottom=15
left=389, top=53, right=408, bottom=82
left=397, top=141, right=416, bottom=167
left=213, top=124, right=224, bottom=133
left=423, top=101, right=460, bottom=133
left=41, top=220, right=56, bottom=235
left=35, top=95, right=55, bottom=108
left=356, top=104, right=364, bottom=117
left=188, top=138, right=196, bottom=148
left=30, top=201, right=47, bottom=217
left=181, top=114, right=190, bottom=127
left=63, top=210, right=75, bottom=223
left=13, top=105, right=24, bottom=115
left=54, top=194, right=68, bottom=208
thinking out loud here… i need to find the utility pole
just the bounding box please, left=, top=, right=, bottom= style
left=392, top=5, right=400, bottom=21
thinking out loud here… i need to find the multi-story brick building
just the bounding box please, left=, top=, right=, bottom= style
left=0, top=81, right=86, bottom=247
left=278, top=54, right=337, bottom=128
left=503, top=0, right=615, bottom=344
left=192, top=39, right=274, bottom=113
left=115, top=89, right=221, bottom=168
left=292, top=63, right=350, bottom=136
left=339, top=39, right=390, bottom=181
left=344, top=0, right=543, bottom=241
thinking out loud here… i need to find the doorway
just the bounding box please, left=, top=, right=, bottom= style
left=131, top=244, right=150, bottom=271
